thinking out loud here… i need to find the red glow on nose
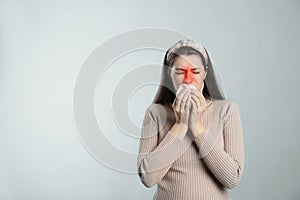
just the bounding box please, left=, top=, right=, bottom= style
left=184, top=66, right=195, bottom=84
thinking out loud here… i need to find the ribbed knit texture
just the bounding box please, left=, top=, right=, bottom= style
left=137, top=99, right=244, bottom=200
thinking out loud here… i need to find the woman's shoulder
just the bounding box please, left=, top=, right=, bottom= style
left=211, top=98, right=240, bottom=114
left=146, top=103, right=170, bottom=115
left=145, top=103, right=172, bottom=123
left=211, top=98, right=241, bottom=119
left=211, top=98, right=239, bottom=107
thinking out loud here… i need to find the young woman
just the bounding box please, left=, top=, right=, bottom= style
left=137, top=39, right=244, bottom=200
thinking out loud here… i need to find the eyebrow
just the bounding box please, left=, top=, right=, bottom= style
left=174, top=67, right=202, bottom=71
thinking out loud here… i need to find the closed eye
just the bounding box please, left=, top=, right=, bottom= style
left=175, top=71, right=200, bottom=75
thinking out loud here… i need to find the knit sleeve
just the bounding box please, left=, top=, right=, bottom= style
left=197, top=100, right=245, bottom=189
left=137, top=105, right=182, bottom=188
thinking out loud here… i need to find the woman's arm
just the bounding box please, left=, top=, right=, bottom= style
left=194, top=100, right=245, bottom=189
left=137, top=106, right=187, bottom=188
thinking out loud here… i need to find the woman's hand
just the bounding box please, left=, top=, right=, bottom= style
left=189, top=89, right=208, bottom=137
left=172, top=87, right=191, bottom=126
left=171, top=87, right=191, bottom=139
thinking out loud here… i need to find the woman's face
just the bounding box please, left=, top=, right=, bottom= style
left=170, top=54, right=206, bottom=91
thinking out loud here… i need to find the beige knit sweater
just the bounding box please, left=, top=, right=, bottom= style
left=137, top=98, right=244, bottom=200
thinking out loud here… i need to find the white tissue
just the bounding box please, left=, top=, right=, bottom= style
left=176, top=83, right=205, bottom=96
left=176, top=84, right=196, bottom=96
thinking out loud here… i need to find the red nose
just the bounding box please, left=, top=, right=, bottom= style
left=183, top=66, right=194, bottom=84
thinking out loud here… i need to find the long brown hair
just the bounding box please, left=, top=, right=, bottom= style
left=153, top=46, right=225, bottom=105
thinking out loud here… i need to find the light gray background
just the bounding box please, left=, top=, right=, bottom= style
left=1, top=0, right=300, bottom=199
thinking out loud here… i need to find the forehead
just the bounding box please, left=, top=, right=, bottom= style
left=173, top=54, right=204, bottom=68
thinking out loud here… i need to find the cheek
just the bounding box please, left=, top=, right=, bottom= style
left=175, top=75, right=184, bottom=82
left=194, top=75, right=202, bottom=82
left=171, top=74, right=183, bottom=88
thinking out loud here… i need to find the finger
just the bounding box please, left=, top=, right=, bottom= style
left=191, top=95, right=200, bottom=110
left=172, top=98, right=176, bottom=111
left=180, top=90, right=191, bottom=114
left=176, top=88, right=189, bottom=112
left=190, top=87, right=201, bottom=95
left=190, top=96, right=197, bottom=111
left=184, top=95, right=191, bottom=115
left=198, top=94, right=207, bottom=108
left=190, top=90, right=202, bottom=104
left=191, top=91, right=207, bottom=108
